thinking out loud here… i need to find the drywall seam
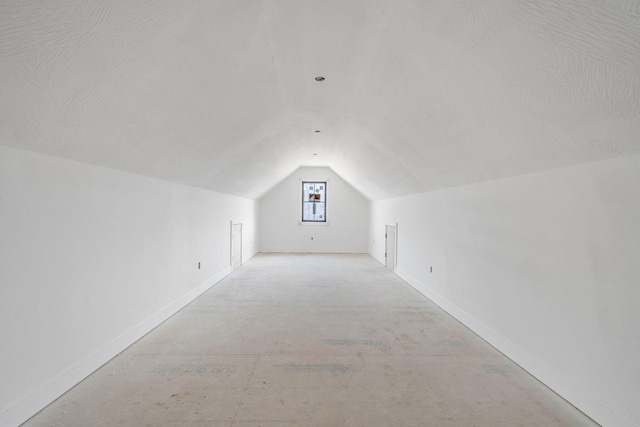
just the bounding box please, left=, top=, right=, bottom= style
left=394, top=267, right=638, bottom=427
left=1, top=268, right=232, bottom=427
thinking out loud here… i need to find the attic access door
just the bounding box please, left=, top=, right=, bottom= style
left=231, top=223, right=242, bottom=270
left=385, top=225, right=396, bottom=271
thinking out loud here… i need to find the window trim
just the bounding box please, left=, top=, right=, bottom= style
left=301, top=181, right=327, bottom=223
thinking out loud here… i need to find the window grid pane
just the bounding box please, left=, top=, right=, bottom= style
left=302, top=181, right=326, bottom=222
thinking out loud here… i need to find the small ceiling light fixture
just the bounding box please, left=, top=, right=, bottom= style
left=315, top=76, right=325, bottom=81
left=315, top=130, right=321, bottom=133
left=313, top=153, right=318, bottom=156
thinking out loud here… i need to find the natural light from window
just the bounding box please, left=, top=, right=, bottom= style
left=302, top=181, right=326, bottom=222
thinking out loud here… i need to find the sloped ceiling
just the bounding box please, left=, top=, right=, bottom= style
left=1, top=1, right=639, bottom=200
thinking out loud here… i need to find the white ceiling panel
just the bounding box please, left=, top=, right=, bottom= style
left=1, top=0, right=639, bottom=200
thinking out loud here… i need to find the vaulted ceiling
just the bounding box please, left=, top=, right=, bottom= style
left=1, top=1, right=639, bottom=200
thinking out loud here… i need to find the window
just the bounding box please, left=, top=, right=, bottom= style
left=302, top=181, right=326, bottom=222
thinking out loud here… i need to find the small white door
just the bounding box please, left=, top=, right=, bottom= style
left=231, top=223, right=242, bottom=270
left=385, top=225, right=396, bottom=271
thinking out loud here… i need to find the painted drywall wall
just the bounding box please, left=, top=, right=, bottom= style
left=259, top=167, right=368, bottom=253
left=0, top=146, right=258, bottom=426
left=370, top=154, right=640, bottom=427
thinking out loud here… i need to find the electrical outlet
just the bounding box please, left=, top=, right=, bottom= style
left=198, top=262, right=201, bottom=270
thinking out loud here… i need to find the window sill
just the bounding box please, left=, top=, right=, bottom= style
left=298, top=221, right=330, bottom=226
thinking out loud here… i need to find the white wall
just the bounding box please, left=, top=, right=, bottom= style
left=0, top=146, right=258, bottom=426
left=370, top=154, right=640, bottom=427
left=259, top=166, right=368, bottom=253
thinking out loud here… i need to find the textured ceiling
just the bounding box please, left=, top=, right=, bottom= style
left=1, top=1, right=639, bottom=200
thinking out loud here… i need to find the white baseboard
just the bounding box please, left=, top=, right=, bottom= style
left=242, top=250, right=258, bottom=265
left=2, top=267, right=231, bottom=427
left=258, top=247, right=368, bottom=253
left=395, top=267, right=637, bottom=427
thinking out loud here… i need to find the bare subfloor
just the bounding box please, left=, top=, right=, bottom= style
left=24, top=253, right=597, bottom=426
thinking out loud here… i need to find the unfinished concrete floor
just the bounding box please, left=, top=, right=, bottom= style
left=23, top=253, right=597, bottom=426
